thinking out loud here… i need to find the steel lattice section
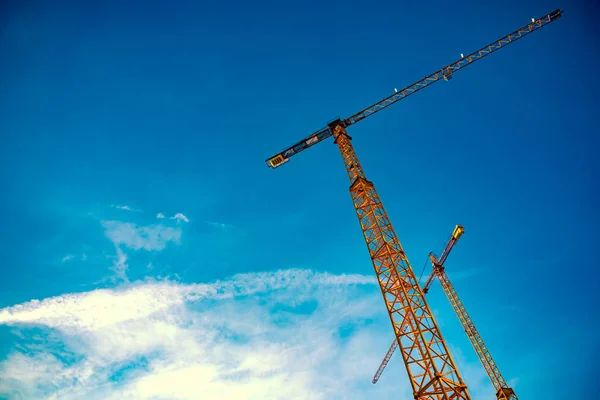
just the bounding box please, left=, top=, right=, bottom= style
left=374, top=231, right=461, bottom=384
left=333, top=125, right=469, bottom=399
left=341, top=11, right=562, bottom=127
left=264, top=8, right=562, bottom=398
left=436, top=267, right=517, bottom=400
left=265, top=10, right=561, bottom=171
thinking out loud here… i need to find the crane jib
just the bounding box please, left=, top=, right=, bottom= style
left=265, top=127, right=333, bottom=168
left=264, top=8, right=562, bottom=169
left=342, top=9, right=562, bottom=127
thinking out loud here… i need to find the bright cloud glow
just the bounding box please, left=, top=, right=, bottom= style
left=0, top=269, right=410, bottom=399
left=102, top=221, right=181, bottom=251
left=0, top=268, right=494, bottom=399
left=156, top=213, right=165, bottom=219
left=0, top=208, right=493, bottom=400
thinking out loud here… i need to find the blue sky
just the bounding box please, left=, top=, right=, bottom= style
left=0, top=0, right=598, bottom=398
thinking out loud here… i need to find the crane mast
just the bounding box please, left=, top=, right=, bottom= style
left=372, top=337, right=398, bottom=384
left=432, top=252, right=518, bottom=399
left=423, top=225, right=464, bottom=293
left=372, top=226, right=464, bottom=384
left=264, top=8, right=562, bottom=399
left=331, top=122, right=469, bottom=399
left=373, top=225, right=518, bottom=399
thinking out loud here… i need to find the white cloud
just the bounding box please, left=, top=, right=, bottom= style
left=170, top=213, right=189, bottom=223
left=111, top=248, right=129, bottom=283
left=156, top=213, right=165, bottom=219
left=206, top=221, right=235, bottom=230
left=112, top=205, right=140, bottom=212
left=0, top=269, right=374, bottom=331
left=102, top=221, right=181, bottom=251
left=0, top=270, right=405, bottom=399
left=0, top=269, right=491, bottom=400
left=61, top=254, right=87, bottom=263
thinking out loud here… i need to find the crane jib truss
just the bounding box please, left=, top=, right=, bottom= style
left=265, top=9, right=562, bottom=169
left=433, top=255, right=518, bottom=400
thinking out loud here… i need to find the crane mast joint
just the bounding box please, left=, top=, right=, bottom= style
left=497, top=387, right=517, bottom=400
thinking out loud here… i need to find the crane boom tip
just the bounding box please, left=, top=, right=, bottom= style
left=548, top=9, right=563, bottom=21
left=452, top=225, right=465, bottom=240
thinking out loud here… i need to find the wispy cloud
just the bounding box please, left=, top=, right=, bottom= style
left=101, top=221, right=181, bottom=252
left=155, top=212, right=189, bottom=222
left=206, top=221, right=235, bottom=230
left=170, top=213, right=189, bottom=223
left=0, top=268, right=492, bottom=400
left=61, top=254, right=87, bottom=263
left=111, top=205, right=141, bottom=212
left=0, top=269, right=375, bottom=331
left=110, top=248, right=129, bottom=283
left=0, top=269, right=397, bottom=399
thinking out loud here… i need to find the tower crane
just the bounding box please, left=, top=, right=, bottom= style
left=431, top=228, right=518, bottom=400
left=373, top=226, right=519, bottom=399
left=372, top=225, right=464, bottom=385
left=265, top=9, right=562, bottom=399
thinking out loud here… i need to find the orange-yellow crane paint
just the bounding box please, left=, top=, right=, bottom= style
left=373, top=226, right=518, bottom=399
left=372, top=226, right=464, bottom=385
left=431, top=241, right=518, bottom=399
left=265, top=10, right=562, bottom=399
left=331, top=123, right=470, bottom=399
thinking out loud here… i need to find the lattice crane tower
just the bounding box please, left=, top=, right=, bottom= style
left=264, top=9, right=562, bottom=399
left=373, top=226, right=519, bottom=399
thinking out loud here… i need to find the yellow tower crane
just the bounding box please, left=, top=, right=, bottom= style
left=373, top=226, right=518, bottom=399
left=265, top=10, right=562, bottom=399
left=371, top=225, right=465, bottom=385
